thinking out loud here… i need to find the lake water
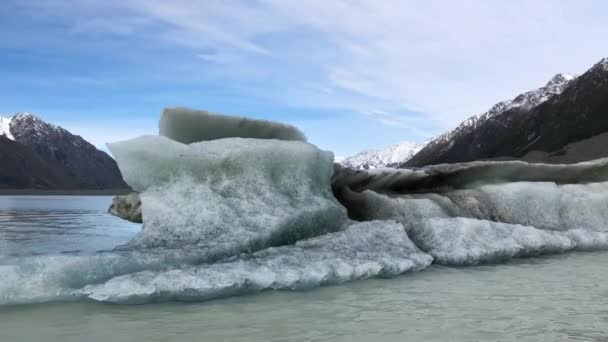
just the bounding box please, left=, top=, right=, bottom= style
left=1, top=196, right=608, bottom=341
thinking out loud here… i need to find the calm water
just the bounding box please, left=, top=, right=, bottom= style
left=1, top=196, right=608, bottom=341
left=0, top=196, right=140, bottom=259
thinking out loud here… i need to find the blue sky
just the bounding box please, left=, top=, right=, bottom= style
left=2, top=1, right=608, bottom=157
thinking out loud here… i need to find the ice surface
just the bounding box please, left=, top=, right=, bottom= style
left=0, top=251, right=172, bottom=305
left=159, top=107, right=307, bottom=143
left=336, top=163, right=608, bottom=266
left=82, top=221, right=432, bottom=304
left=412, top=218, right=608, bottom=265
left=340, top=181, right=608, bottom=232
left=333, top=158, right=608, bottom=194
left=108, top=135, right=347, bottom=254
left=0, top=221, right=432, bottom=305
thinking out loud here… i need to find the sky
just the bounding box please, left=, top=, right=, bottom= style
left=1, top=1, right=608, bottom=158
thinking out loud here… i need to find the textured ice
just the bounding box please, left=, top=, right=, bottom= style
left=340, top=181, right=608, bottom=233
left=335, top=160, right=608, bottom=265
left=0, top=221, right=432, bottom=305
left=333, top=158, right=608, bottom=194
left=0, top=251, right=173, bottom=305
left=108, top=135, right=347, bottom=254
left=412, top=218, right=608, bottom=265
left=160, top=107, right=307, bottom=143
left=82, top=221, right=432, bottom=304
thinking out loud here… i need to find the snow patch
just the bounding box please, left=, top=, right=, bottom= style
left=341, top=141, right=426, bottom=169
left=0, top=116, right=14, bottom=140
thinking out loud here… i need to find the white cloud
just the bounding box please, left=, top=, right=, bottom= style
left=30, top=0, right=608, bottom=132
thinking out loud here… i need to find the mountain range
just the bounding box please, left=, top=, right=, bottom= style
left=342, top=57, right=608, bottom=169
left=405, top=58, right=608, bottom=167
left=0, top=113, right=127, bottom=190
left=341, top=141, right=425, bottom=169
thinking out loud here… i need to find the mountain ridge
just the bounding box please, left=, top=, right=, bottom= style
left=0, top=113, right=128, bottom=190
left=405, top=57, right=608, bottom=167
left=341, top=141, right=425, bottom=169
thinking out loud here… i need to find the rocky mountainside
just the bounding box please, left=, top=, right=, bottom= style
left=406, top=57, right=608, bottom=167
left=341, top=141, right=425, bottom=169
left=0, top=113, right=128, bottom=190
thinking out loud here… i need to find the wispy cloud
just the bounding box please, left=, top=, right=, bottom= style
left=5, top=0, right=608, bottom=148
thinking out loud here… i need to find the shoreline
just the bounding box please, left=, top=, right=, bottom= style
left=0, top=189, right=131, bottom=196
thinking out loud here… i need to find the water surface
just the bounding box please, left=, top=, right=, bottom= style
left=0, top=196, right=140, bottom=258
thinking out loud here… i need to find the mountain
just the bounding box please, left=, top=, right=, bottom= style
left=405, top=57, right=608, bottom=167
left=0, top=113, right=128, bottom=190
left=341, top=141, right=425, bottom=169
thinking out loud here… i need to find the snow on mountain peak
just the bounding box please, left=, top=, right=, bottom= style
left=341, top=141, right=426, bottom=169
left=594, top=57, right=608, bottom=72
left=0, top=112, right=68, bottom=143
left=429, top=72, right=578, bottom=147
left=0, top=116, right=14, bottom=140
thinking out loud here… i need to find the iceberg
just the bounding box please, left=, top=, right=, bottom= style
left=6, top=106, right=608, bottom=306
left=335, top=162, right=608, bottom=265
left=108, top=135, right=347, bottom=254
left=159, top=107, right=307, bottom=144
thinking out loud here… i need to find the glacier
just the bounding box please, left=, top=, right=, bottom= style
left=3, top=107, right=608, bottom=306
left=0, top=116, right=14, bottom=140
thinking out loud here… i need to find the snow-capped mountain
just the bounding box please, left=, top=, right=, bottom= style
left=432, top=73, right=576, bottom=147
left=406, top=57, right=608, bottom=166
left=341, top=141, right=425, bottom=169
left=0, top=113, right=128, bottom=190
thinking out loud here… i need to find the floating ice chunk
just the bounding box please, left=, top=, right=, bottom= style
left=412, top=218, right=608, bottom=265
left=159, top=107, right=307, bottom=143
left=108, top=136, right=347, bottom=254
left=83, top=221, right=433, bottom=304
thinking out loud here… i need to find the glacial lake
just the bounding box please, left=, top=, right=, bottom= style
left=1, top=196, right=608, bottom=341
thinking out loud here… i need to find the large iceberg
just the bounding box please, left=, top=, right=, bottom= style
left=108, top=135, right=348, bottom=255
left=5, top=106, right=608, bottom=306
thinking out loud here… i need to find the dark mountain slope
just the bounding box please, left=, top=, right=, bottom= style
left=405, top=58, right=608, bottom=167
left=0, top=113, right=128, bottom=190
left=0, top=136, right=75, bottom=189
